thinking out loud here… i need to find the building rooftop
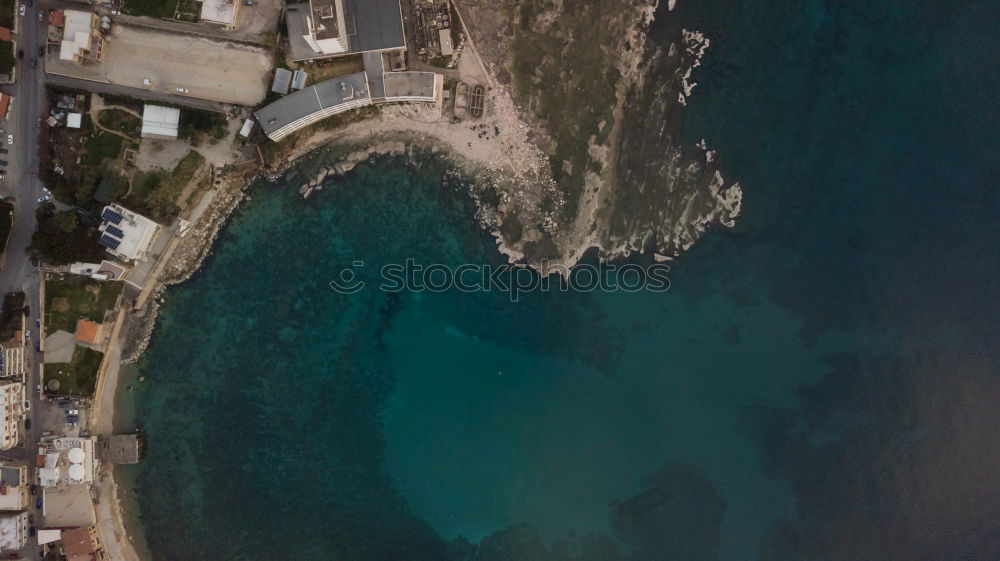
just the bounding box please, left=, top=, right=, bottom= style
left=41, top=485, right=95, bottom=528
left=61, top=527, right=100, bottom=561
left=98, top=204, right=159, bottom=261
left=271, top=68, right=293, bottom=95
left=141, top=104, right=180, bottom=139
left=383, top=71, right=438, bottom=99
left=0, top=94, right=11, bottom=121
left=97, top=434, right=140, bottom=464
left=255, top=72, right=369, bottom=138
left=341, top=0, right=405, bottom=53
left=310, top=0, right=342, bottom=41
left=200, top=0, right=238, bottom=26
left=74, top=319, right=102, bottom=345
left=286, top=0, right=405, bottom=61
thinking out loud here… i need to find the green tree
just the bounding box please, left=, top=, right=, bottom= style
left=57, top=211, right=79, bottom=233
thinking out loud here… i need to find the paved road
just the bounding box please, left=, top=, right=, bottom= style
left=1, top=2, right=50, bottom=558
left=45, top=73, right=233, bottom=114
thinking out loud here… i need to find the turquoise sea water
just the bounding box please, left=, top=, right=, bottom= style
left=122, top=0, right=999, bottom=559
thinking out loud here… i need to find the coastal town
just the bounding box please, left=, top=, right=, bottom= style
left=0, top=0, right=501, bottom=558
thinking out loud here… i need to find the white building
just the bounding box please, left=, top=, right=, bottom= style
left=0, top=340, right=25, bottom=379
left=200, top=0, right=240, bottom=28
left=0, top=511, right=28, bottom=551
left=38, top=437, right=98, bottom=487
left=0, top=380, right=23, bottom=451
left=58, top=10, right=105, bottom=63
left=98, top=204, right=160, bottom=262
left=140, top=104, right=181, bottom=139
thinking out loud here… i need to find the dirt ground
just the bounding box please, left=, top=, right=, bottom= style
left=47, top=23, right=272, bottom=106
left=234, top=0, right=284, bottom=40
left=135, top=139, right=191, bottom=172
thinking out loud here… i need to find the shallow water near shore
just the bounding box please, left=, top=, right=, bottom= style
left=125, top=0, right=999, bottom=559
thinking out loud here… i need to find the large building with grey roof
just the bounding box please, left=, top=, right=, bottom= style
left=286, top=0, right=406, bottom=62
left=255, top=70, right=442, bottom=141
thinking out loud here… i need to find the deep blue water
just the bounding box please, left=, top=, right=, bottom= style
left=122, top=1, right=999, bottom=560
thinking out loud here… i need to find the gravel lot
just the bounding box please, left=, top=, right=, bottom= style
left=47, top=23, right=272, bottom=106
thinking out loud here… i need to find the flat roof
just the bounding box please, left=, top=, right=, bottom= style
left=342, top=0, right=405, bottom=52
left=384, top=71, right=437, bottom=99
left=310, top=0, right=342, bottom=40
left=141, top=104, right=180, bottom=139
left=42, top=485, right=95, bottom=527
left=286, top=0, right=404, bottom=61
left=255, top=72, right=369, bottom=136
left=200, top=0, right=238, bottom=25
left=292, top=69, right=308, bottom=90
left=363, top=51, right=385, bottom=100
left=272, top=68, right=292, bottom=94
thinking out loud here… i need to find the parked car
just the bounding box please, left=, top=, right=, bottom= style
left=24, top=329, right=29, bottom=340
left=175, top=87, right=189, bottom=93
left=68, top=409, right=79, bottom=415
left=0, top=161, right=7, bottom=167
left=36, top=195, right=49, bottom=203
left=15, top=50, right=21, bottom=60
left=37, top=10, right=42, bottom=21
left=29, top=59, right=35, bottom=69
left=24, top=418, right=30, bottom=430
left=0, top=148, right=7, bottom=154
left=34, top=498, right=41, bottom=510
left=35, top=384, right=40, bottom=393
left=18, top=4, right=24, bottom=16
left=23, top=400, right=28, bottom=411
left=28, top=527, right=35, bottom=537
left=38, top=46, right=44, bottom=57
left=243, top=0, right=253, bottom=5
left=5, top=135, right=11, bottom=144
left=29, top=484, right=36, bottom=496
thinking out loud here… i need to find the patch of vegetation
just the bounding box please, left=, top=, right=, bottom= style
left=428, top=55, right=452, bottom=68
left=99, top=93, right=144, bottom=114
left=0, top=41, right=13, bottom=76
left=180, top=109, right=229, bottom=143
left=44, top=275, right=123, bottom=336
left=126, top=150, right=205, bottom=221
left=0, top=292, right=25, bottom=342
left=122, top=0, right=175, bottom=19
left=29, top=203, right=106, bottom=265
left=0, top=0, right=14, bottom=29
left=174, top=0, right=200, bottom=21
left=44, top=347, right=104, bottom=396
left=98, top=109, right=141, bottom=138
left=80, top=131, right=124, bottom=167
left=0, top=200, right=12, bottom=256
left=298, top=54, right=365, bottom=83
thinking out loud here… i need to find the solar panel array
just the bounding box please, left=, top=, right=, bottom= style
left=105, top=225, right=125, bottom=239
left=101, top=208, right=123, bottom=225
left=99, top=235, right=121, bottom=250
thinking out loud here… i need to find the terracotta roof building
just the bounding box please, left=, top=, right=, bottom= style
left=61, top=526, right=105, bottom=561
left=0, top=94, right=11, bottom=121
